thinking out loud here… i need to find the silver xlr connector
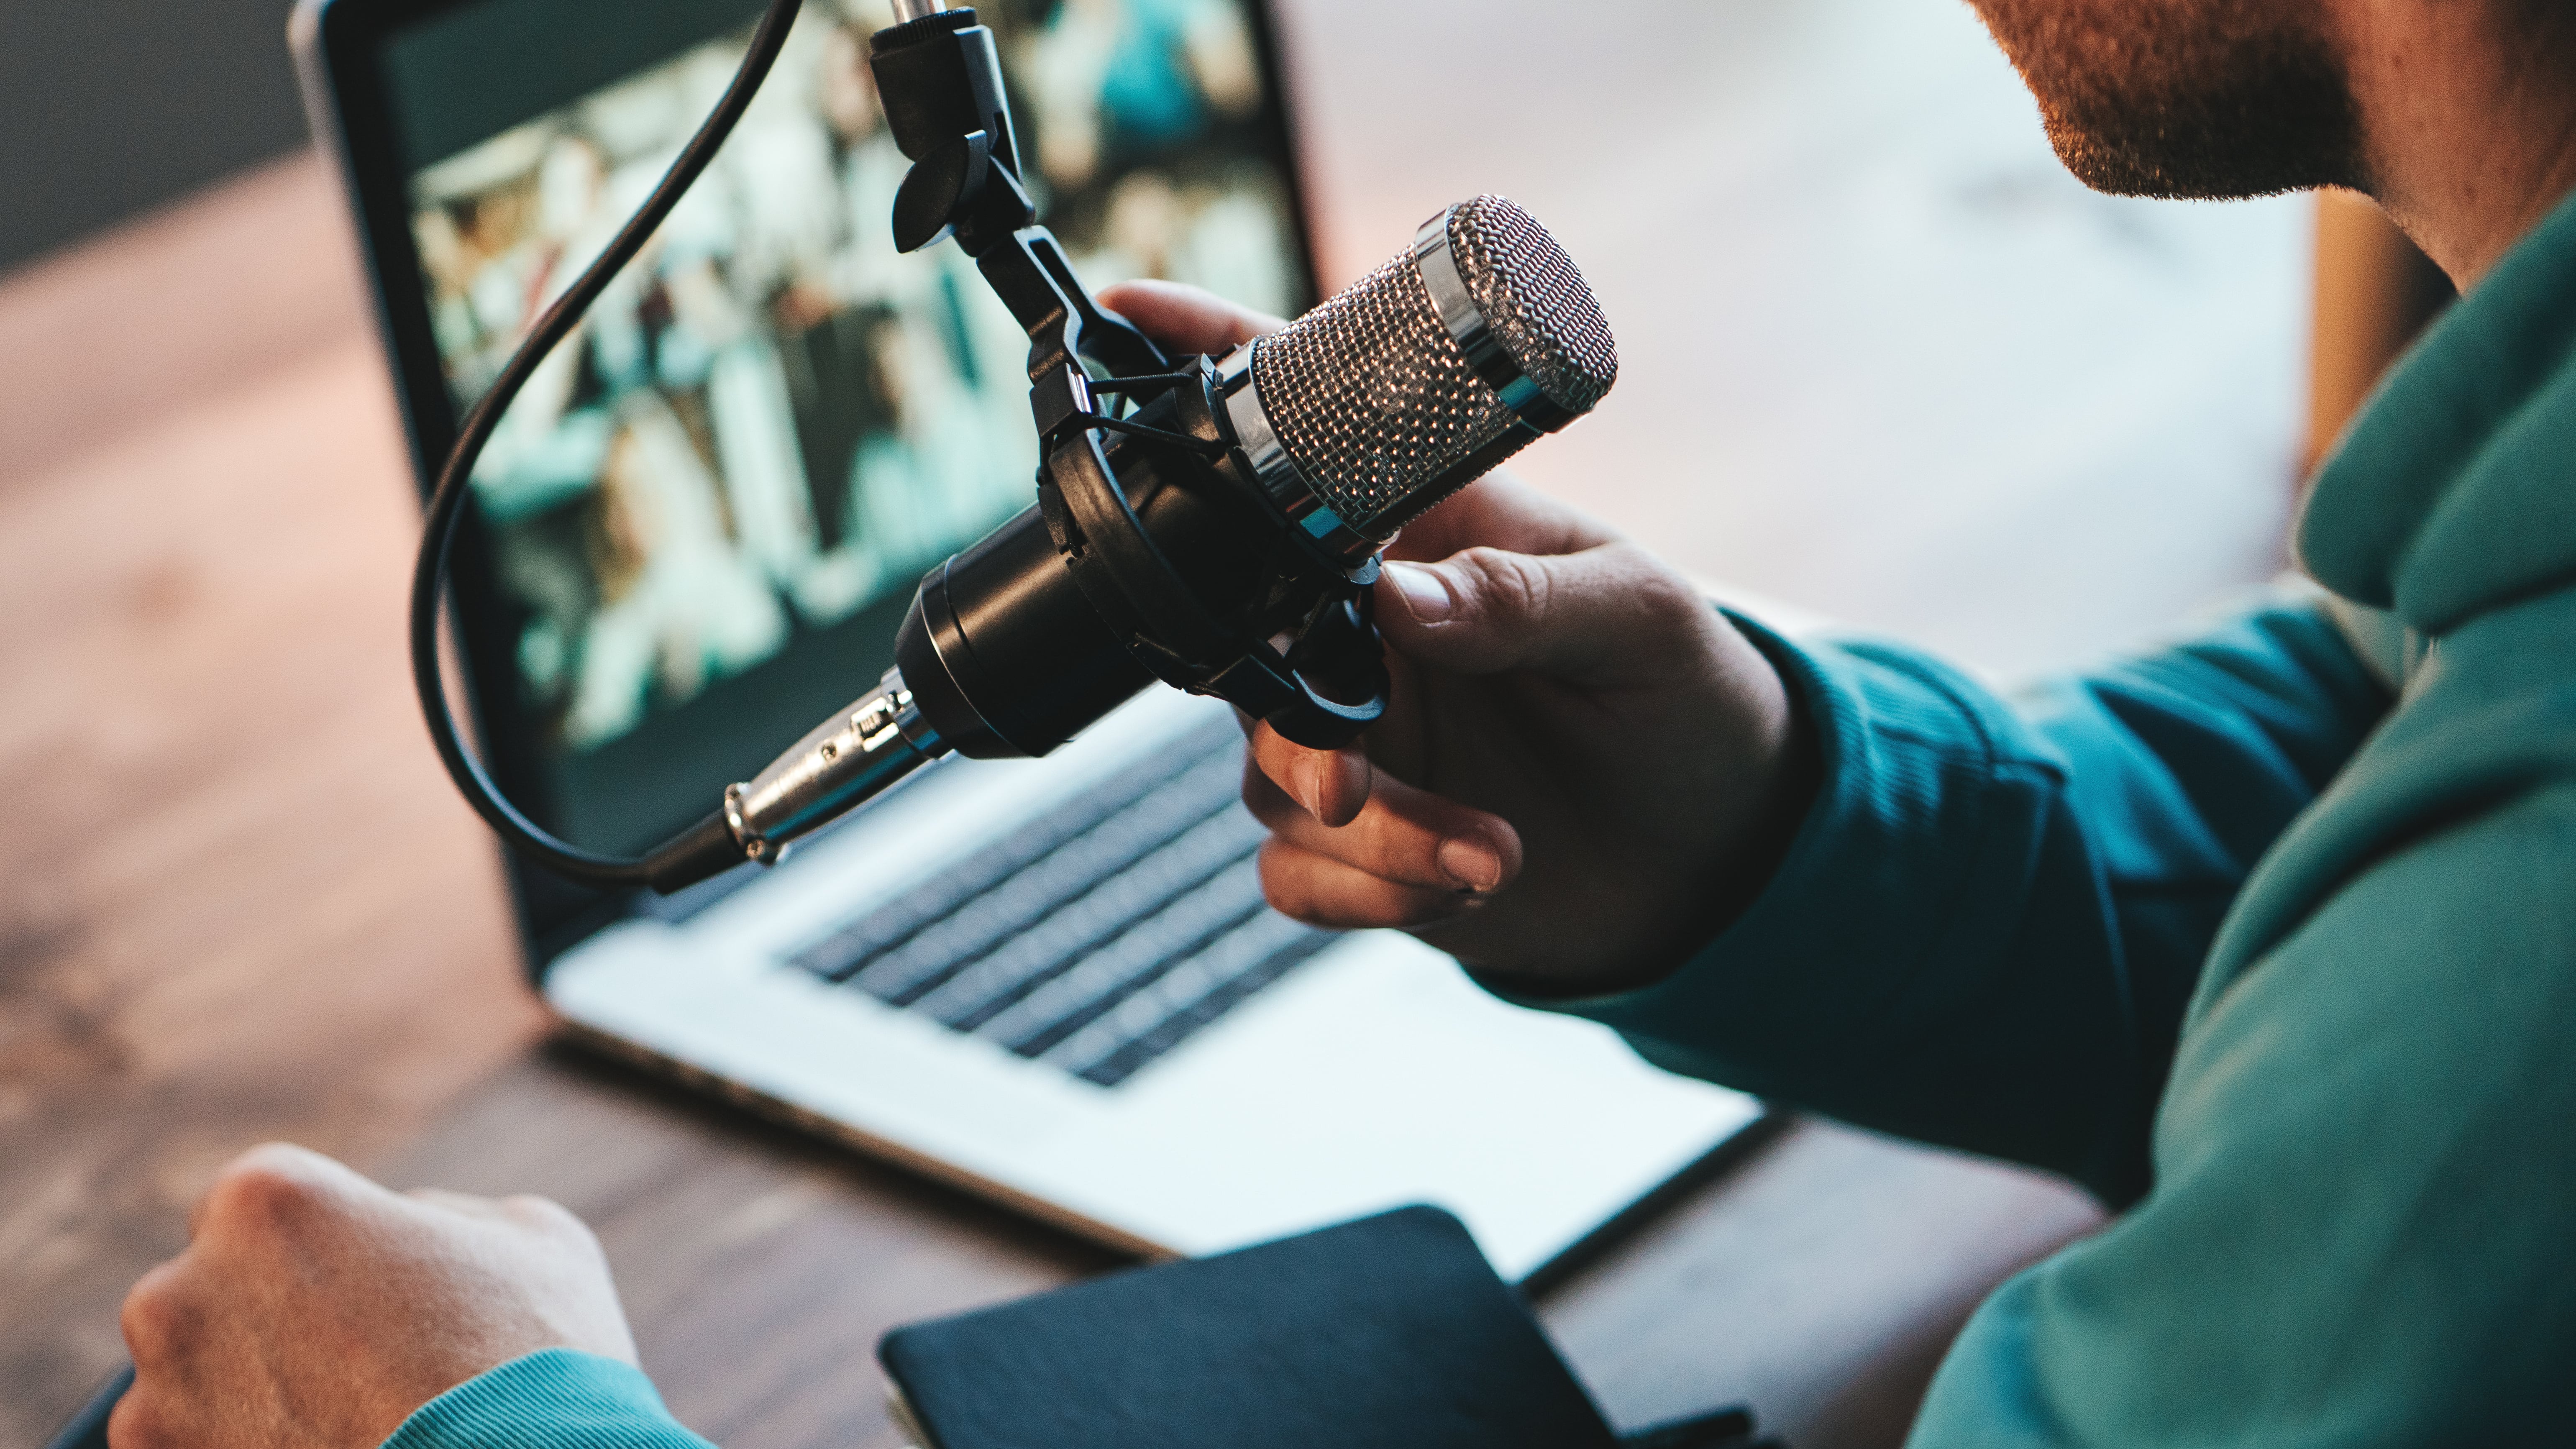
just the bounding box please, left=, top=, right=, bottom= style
left=724, top=668, right=947, bottom=865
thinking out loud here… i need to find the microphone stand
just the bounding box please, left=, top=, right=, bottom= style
left=869, top=8, right=1165, bottom=383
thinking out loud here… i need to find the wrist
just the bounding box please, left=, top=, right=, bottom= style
left=1470, top=611, right=1819, bottom=1000
left=1613, top=609, right=1818, bottom=991
left=1700, top=623, right=1823, bottom=941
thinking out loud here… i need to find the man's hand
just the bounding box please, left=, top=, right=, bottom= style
left=1099, top=281, right=1813, bottom=993
left=114, top=1143, right=638, bottom=1449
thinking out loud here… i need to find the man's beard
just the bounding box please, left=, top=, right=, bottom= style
left=1968, top=0, right=2365, bottom=199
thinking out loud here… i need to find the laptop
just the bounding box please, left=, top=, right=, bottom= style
left=292, top=0, right=1762, bottom=1281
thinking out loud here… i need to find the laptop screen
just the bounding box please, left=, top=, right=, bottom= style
left=373, top=0, right=1311, bottom=857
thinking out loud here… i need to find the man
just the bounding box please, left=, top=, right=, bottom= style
left=112, top=0, right=2576, bottom=1443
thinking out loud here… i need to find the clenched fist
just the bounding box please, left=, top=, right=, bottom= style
left=114, top=1144, right=638, bottom=1449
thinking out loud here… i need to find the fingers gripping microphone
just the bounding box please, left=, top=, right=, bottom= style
left=705, top=197, right=1620, bottom=883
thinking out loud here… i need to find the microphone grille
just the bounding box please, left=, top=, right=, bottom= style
left=1449, top=195, right=1619, bottom=417
left=1252, top=253, right=1515, bottom=537
left=1249, top=197, right=1616, bottom=542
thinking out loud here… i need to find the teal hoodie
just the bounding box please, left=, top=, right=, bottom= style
left=1553, top=190, right=2576, bottom=1443
left=1916, top=183, right=2576, bottom=1443
left=375, top=195, right=2576, bottom=1448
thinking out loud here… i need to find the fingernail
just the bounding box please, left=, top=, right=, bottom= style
left=1296, top=756, right=1329, bottom=817
left=1385, top=562, right=1453, bottom=622
left=1438, top=837, right=1503, bottom=893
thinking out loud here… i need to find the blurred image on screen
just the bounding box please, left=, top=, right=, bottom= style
left=402, top=0, right=1300, bottom=781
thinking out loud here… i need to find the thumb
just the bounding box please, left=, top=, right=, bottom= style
left=1375, top=545, right=1712, bottom=683
left=1096, top=279, right=1285, bottom=355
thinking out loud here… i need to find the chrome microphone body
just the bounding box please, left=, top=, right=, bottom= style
left=704, top=197, right=1618, bottom=878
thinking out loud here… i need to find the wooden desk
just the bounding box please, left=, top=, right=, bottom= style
left=8, top=0, right=2346, bottom=1437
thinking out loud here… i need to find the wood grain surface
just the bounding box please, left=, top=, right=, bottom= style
left=0, top=158, right=550, bottom=1444
left=0, top=0, right=2348, bottom=1438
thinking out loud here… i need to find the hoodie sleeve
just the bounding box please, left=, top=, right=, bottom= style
left=380, top=1349, right=717, bottom=1449
left=1512, top=602, right=2388, bottom=1205
left=1908, top=785, right=2576, bottom=1446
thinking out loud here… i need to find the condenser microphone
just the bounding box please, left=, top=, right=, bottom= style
left=689, top=196, right=1620, bottom=886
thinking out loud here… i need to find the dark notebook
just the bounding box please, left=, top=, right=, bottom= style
left=879, top=1206, right=1767, bottom=1449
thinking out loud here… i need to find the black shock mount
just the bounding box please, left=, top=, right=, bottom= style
left=867, top=8, right=1389, bottom=751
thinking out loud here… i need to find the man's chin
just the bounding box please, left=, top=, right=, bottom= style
left=2043, top=119, right=2348, bottom=202
left=1971, top=0, right=2364, bottom=202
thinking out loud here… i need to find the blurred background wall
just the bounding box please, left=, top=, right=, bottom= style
left=0, top=0, right=308, bottom=274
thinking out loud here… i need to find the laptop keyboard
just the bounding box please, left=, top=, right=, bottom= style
left=790, top=718, right=1339, bottom=1087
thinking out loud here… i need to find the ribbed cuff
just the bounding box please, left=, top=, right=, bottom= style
left=1475, top=607, right=1856, bottom=999
left=383, top=1349, right=715, bottom=1449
